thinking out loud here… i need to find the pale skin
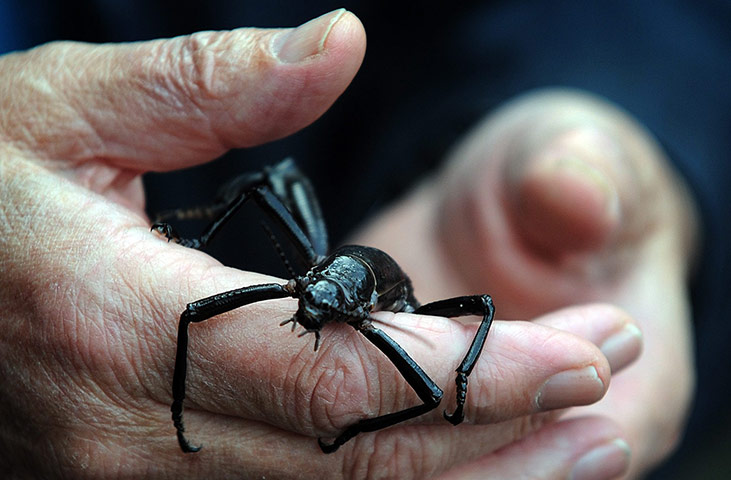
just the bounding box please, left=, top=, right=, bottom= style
left=0, top=9, right=696, bottom=480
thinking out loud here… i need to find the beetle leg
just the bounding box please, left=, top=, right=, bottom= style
left=153, top=182, right=322, bottom=270
left=151, top=158, right=329, bottom=260
left=265, top=158, right=330, bottom=257
left=414, top=295, right=495, bottom=425
left=249, top=186, right=323, bottom=265
left=171, top=283, right=293, bottom=453
left=317, top=322, right=443, bottom=453
left=154, top=170, right=267, bottom=224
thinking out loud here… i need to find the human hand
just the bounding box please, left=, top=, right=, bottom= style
left=0, top=11, right=640, bottom=478
left=354, top=89, right=698, bottom=478
left=0, top=9, right=368, bottom=478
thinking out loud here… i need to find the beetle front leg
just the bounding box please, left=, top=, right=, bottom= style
left=317, top=322, right=443, bottom=453
left=171, top=283, right=292, bottom=453
left=414, top=295, right=495, bottom=425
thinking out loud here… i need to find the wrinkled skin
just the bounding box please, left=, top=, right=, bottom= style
left=0, top=9, right=695, bottom=480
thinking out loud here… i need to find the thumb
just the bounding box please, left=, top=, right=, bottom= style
left=353, top=89, right=696, bottom=316
left=440, top=88, right=660, bottom=260
left=1, top=9, right=365, bottom=171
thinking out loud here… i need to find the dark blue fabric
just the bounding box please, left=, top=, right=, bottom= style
left=2, top=1, right=730, bottom=476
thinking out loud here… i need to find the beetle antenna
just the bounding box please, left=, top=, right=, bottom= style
left=261, top=221, right=297, bottom=278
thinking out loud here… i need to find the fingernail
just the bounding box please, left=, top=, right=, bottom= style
left=600, top=323, right=643, bottom=372
left=510, top=151, right=622, bottom=254
left=536, top=155, right=620, bottom=221
left=535, top=366, right=605, bottom=410
left=570, top=439, right=631, bottom=480
left=273, top=9, right=346, bottom=63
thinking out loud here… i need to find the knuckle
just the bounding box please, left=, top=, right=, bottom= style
left=169, top=29, right=271, bottom=104
left=147, top=28, right=289, bottom=147
left=299, top=337, right=379, bottom=434
left=462, top=353, right=526, bottom=423
left=146, top=30, right=253, bottom=113
left=173, top=31, right=230, bottom=103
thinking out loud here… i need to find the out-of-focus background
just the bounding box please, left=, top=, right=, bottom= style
left=2, top=1, right=729, bottom=477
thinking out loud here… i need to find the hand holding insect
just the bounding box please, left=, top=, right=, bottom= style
left=0, top=7, right=695, bottom=479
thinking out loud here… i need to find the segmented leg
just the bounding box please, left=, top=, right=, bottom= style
left=264, top=158, right=329, bottom=257
left=152, top=158, right=329, bottom=258
left=153, top=185, right=322, bottom=263
left=414, top=295, right=495, bottom=424
left=318, top=321, right=444, bottom=453
left=172, top=283, right=293, bottom=453
left=153, top=172, right=266, bottom=224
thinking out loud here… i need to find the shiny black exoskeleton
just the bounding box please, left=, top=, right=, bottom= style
left=153, top=158, right=495, bottom=454
left=289, top=245, right=419, bottom=345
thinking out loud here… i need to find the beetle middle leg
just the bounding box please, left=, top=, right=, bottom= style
left=414, top=295, right=495, bottom=424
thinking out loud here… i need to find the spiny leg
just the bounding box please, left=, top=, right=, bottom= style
left=152, top=184, right=316, bottom=258
left=414, top=295, right=495, bottom=425
left=152, top=170, right=267, bottom=246
left=151, top=185, right=251, bottom=249
left=152, top=174, right=258, bottom=223
left=172, top=283, right=292, bottom=453
left=152, top=158, right=329, bottom=258
left=318, top=321, right=443, bottom=453
left=153, top=157, right=326, bottom=226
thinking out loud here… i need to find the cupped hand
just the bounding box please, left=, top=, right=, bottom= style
left=0, top=11, right=641, bottom=479
left=355, top=89, right=697, bottom=478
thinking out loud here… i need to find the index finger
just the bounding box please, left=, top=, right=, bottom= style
left=141, top=273, right=630, bottom=444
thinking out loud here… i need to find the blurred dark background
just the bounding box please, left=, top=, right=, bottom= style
left=2, top=1, right=729, bottom=477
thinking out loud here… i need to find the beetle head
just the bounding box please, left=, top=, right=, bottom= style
left=296, top=279, right=344, bottom=328
left=281, top=278, right=347, bottom=351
